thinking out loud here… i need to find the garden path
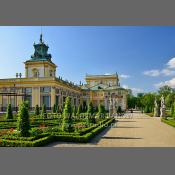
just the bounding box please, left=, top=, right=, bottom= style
left=48, top=112, right=175, bottom=147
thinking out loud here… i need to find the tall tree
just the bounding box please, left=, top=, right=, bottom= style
left=158, top=85, right=174, bottom=98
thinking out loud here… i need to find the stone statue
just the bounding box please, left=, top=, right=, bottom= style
left=153, top=97, right=159, bottom=117
left=109, top=97, right=113, bottom=116
left=160, top=95, right=166, bottom=118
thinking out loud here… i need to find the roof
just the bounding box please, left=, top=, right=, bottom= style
left=81, top=83, right=127, bottom=91
left=86, top=73, right=118, bottom=79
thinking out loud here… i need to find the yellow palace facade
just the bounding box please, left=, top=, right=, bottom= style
left=0, top=34, right=128, bottom=112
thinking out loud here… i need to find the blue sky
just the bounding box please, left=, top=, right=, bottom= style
left=1, top=26, right=175, bottom=94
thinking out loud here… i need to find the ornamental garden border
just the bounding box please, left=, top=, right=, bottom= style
left=0, top=118, right=115, bottom=147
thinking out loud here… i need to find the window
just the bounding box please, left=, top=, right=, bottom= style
left=40, top=87, right=51, bottom=93
left=25, top=88, right=32, bottom=94
left=41, top=95, right=50, bottom=108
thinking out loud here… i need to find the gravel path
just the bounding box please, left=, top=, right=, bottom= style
left=48, top=113, right=175, bottom=147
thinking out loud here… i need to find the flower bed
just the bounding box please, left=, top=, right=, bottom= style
left=0, top=118, right=115, bottom=147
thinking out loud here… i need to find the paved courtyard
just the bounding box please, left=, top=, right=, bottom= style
left=48, top=112, right=175, bottom=147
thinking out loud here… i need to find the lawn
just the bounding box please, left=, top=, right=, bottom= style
left=161, top=117, right=175, bottom=128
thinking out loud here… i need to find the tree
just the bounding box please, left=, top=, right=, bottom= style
left=35, top=104, right=40, bottom=116
left=17, top=102, right=30, bottom=137
left=6, top=104, right=13, bottom=119
left=62, top=97, right=74, bottom=132
left=165, top=93, right=175, bottom=109
left=41, top=104, right=47, bottom=118
left=87, top=101, right=95, bottom=123
left=72, top=105, right=77, bottom=117
left=158, top=85, right=174, bottom=98
left=141, top=93, right=155, bottom=113
left=171, top=103, right=174, bottom=117
left=127, top=95, right=137, bottom=109
left=52, top=104, right=57, bottom=113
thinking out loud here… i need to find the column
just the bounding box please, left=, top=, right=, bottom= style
left=51, top=87, right=56, bottom=108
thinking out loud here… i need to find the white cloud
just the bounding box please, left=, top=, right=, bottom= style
left=119, top=74, right=131, bottom=79
left=154, top=77, right=175, bottom=88
left=104, top=73, right=112, bottom=75
left=122, top=84, right=144, bottom=95
left=161, top=69, right=175, bottom=76
left=143, top=70, right=160, bottom=77
left=167, top=57, right=175, bottom=69
left=122, top=85, right=129, bottom=89
left=131, top=88, right=144, bottom=94
left=143, top=68, right=175, bottom=77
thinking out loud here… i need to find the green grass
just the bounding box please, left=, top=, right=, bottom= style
left=161, top=118, right=175, bottom=127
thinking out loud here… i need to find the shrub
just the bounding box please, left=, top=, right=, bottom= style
left=35, top=104, right=40, bottom=116
left=73, top=105, right=77, bottom=117
left=41, top=104, right=47, bottom=118
left=87, top=101, right=96, bottom=124
left=17, top=102, right=30, bottom=137
left=97, top=104, right=106, bottom=118
left=144, top=106, right=151, bottom=113
left=6, top=104, right=13, bottom=120
left=56, top=105, right=62, bottom=114
left=24, top=101, right=30, bottom=109
left=52, top=104, right=57, bottom=113
left=76, top=104, right=82, bottom=117
left=62, top=97, right=74, bottom=132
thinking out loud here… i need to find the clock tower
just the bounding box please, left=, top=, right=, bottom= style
left=24, top=34, right=57, bottom=78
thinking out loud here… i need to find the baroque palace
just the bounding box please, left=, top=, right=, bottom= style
left=0, top=34, right=128, bottom=112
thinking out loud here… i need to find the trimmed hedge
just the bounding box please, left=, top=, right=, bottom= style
left=0, top=118, right=115, bottom=147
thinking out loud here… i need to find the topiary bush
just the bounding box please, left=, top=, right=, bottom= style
left=6, top=104, right=13, bottom=120
left=73, top=105, right=77, bottom=117
left=87, top=101, right=96, bottom=124
left=35, top=104, right=40, bottom=116
left=52, top=104, right=57, bottom=113
left=41, top=104, right=47, bottom=119
left=62, top=96, right=74, bottom=132
left=56, top=105, right=62, bottom=114
left=97, top=104, right=106, bottom=118
left=17, top=102, right=30, bottom=137
left=76, top=104, right=82, bottom=117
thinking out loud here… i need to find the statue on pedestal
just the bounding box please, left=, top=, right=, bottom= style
left=154, top=97, right=159, bottom=117
left=109, top=97, right=113, bottom=117
left=160, top=95, right=166, bottom=118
